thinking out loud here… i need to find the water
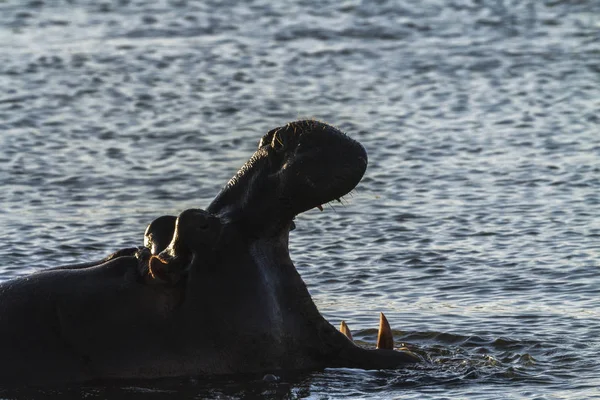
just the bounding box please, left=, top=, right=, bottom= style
left=0, top=0, right=598, bottom=398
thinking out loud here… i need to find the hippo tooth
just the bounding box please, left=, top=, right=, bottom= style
left=376, top=312, right=394, bottom=350
left=339, top=320, right=353, bottom=341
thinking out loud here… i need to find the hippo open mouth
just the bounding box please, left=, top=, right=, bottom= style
left=0, top=120, right=419, bottom=387
left=141, top=120, right=419, bottom=372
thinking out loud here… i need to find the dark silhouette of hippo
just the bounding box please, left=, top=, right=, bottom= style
left=0, top=120, right=419, bottom=387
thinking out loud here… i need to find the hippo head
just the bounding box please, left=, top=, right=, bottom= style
left=145, top=121, right=419, bottom=373
left=207, top=120, right=368, bottom=235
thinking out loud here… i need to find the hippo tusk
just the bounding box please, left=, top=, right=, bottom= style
left=376, top=312, right=394, bottom=350
left=339, top=320, right=353, bottom=341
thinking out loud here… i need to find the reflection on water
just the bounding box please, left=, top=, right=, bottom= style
left=1, top=0, right=599, bottom=398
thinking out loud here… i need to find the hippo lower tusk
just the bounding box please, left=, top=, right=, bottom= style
left=376, top=312, right=394, bottom=350
left=339, top=320, right=353, bottom=341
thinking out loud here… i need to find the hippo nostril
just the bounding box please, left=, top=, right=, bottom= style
left=258, top=127, right=286, bottom=151
left=271, top=129, right=285, bottom=151
left=258, top=129, right=275, bottom=148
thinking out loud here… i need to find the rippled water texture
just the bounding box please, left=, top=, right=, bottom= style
left=1, top=0, right=599, bottom=398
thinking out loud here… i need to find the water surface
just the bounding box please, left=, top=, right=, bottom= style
left=0, top=0, right=599, bottom=398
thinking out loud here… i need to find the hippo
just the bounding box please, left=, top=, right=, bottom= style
left=0, top=120, right=419, bottom=387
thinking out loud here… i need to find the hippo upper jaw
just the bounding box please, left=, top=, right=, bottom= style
left=207, top=120, right=367, bottom=236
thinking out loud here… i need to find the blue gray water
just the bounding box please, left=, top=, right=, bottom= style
left=1, top=0, right=599, bottom=398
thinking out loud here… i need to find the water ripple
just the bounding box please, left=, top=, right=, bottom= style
left=1, top=0, right=599, bottom=398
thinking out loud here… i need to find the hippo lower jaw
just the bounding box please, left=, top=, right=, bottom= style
left=149, top=213, right=421, bottom=370
left=331, top=313, right=421, bottom=369
left=248, top=220, right=422, bottom=371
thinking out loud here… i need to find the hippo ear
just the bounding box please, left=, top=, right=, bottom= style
left=147, top=255, right=186, bottom=285
left=339, top=321, right=353, bottom=341
left=376, top=313, right=394, bottom=350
